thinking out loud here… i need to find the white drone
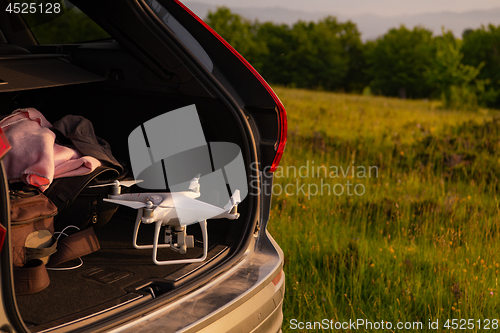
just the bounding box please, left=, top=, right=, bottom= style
left=93, top=175, right=241, bottom=265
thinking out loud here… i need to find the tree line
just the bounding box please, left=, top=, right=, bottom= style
left=206, top=7, right=500, bottom=110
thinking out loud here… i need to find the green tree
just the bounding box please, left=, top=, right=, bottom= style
left=425, top=30, right=486, bottom=110
left=285, top=19, right=349, bottom=90
left=254, top=22, right=294, bottom=84
left=205, top=7, right=267, bottom=69
left=324, top=18, right=367, bottom=92
left=206, top=9, right=360, bottom=91
left=256, top=17, right=355, bottom=91
left=461, top=24, right=500, bottom=108
left=366, top=25, right=435, bottom=99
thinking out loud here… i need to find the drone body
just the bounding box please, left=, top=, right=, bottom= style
left=101, top=175, right=241, bottom=265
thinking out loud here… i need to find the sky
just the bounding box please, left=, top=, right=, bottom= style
left=188, top=0, right=500, bottom=17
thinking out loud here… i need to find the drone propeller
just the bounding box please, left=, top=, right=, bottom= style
left=104, top=196, right=228, bottom=224
left=102, top=198, right=194, bottom=211
left=103, top=198, right=172, bottom=209
left=103, top=198, right=152, bottom=209
left=89, top=179, right=143, bottom=188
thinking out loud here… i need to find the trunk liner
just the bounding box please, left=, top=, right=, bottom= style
left=15, top=210, right=210, bottom=326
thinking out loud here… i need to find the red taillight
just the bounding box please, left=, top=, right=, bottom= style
left=270, top=106, right=287, bottom=172
left=0, top=127, right=10, bottom=160
left=173, top=0, right=287, bottom=172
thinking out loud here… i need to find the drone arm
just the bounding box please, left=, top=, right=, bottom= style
left=132, top=209, right=170, bottom=249
left=211, top=211, right=240, bottom=220
left=223, top=190, right=241, bottom=212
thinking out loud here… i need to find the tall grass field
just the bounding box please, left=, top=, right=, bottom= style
left=268, top=87, right=500, bottom=332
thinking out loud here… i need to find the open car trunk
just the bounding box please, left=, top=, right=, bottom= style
left=1, top=40, right=258, bottom=331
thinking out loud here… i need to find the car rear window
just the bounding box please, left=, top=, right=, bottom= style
left=18, top=1, right=109, bottom=44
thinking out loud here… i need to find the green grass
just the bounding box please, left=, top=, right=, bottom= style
left=268, top=87, right=500, bottom=332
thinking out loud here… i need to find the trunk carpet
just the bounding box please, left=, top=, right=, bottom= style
left=15, top=210, right=206, bottom=326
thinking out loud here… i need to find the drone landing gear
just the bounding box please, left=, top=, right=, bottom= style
left=132, top=210, right=208, bottom=265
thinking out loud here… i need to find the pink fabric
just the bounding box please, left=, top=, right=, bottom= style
left=0, top=108, right=101, bottom=191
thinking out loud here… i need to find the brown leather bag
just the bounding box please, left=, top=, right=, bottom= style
left=10, top=187, right=101, bottom=295
left=10, top=187, right=57, bottom=295
left=10, top=188, right=58, bottom=267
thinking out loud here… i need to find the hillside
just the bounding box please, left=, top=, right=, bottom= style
left=268, top=87, right=500, bottom=330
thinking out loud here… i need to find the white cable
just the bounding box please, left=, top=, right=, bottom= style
left=48, top=225, right=84, bottom=271
left=54, top=225, right=81, bottom=241
left=47, top=257, right=83, bottom=271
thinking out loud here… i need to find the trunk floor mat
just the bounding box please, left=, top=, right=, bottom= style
left=15, top=212, right=208, bottom=326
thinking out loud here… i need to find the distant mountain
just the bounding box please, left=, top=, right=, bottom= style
left=183, top=2, right=500, bottom=40
left=357, top=9, right=500, bottom=40
left=183, top=2, right=339, bottom=26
